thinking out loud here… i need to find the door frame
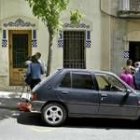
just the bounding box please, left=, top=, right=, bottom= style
left=9, top=30, right=32, bottom=86
left=129, top=41, right=140, bottom=63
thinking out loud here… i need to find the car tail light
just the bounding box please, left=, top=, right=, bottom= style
left=31, top=93, right=38, bottom=101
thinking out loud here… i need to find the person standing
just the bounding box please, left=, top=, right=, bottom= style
left=35, top=52, right=47, bottom=74
left=134, top=66, right=140, bottom=90
left=25, top=56, right=32, bottom=67
left=26, top=55, right=44, bottom=90
left=120, top=67, right=135, bottom=88
left=134, top=61, right=140, bottom=72
left=126, top=59, right=135, bottom=74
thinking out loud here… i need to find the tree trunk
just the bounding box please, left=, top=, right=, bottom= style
left=46, top=30, right=53, bottom=76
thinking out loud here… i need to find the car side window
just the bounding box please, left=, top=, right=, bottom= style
left=95, top=74, right=126, bottom=92
left=72, top=73, right=95, bottom=89
left=59, top=72, right=71, bottom=88
left=95, top=75, right=109, bottom=90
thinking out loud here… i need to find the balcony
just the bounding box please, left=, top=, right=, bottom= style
left=118, top=0, right=140, bottom=18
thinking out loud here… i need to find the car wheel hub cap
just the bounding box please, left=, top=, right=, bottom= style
left=45, top=106, right=63, bottom=124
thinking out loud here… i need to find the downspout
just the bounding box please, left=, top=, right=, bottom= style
left=99, top=0, right=118, bottom=71
left=0, top=0, right=1, bottom=30
left=100, top=0, right=118, bottom=18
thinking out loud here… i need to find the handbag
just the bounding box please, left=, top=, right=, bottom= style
left=25, top=73, right=32, bottom=85
left=25, top=64, right=32, bottom=85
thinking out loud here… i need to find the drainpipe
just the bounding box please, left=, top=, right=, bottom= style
left=100, top=0, right=118, bottom=18
left=0, top=0, right=1, bottom=30
left=100, top=0, right=116, bottom=72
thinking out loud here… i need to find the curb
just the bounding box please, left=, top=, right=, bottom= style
left=0, top=105, right=19, bottom=110
left=0, top=98, right=21, bottom=110
left=0, top=91, right=22, bottom=99
left=0, top=91, right=31, bottom=110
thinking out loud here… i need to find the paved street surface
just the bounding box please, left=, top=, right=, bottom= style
left=0, top=91, right=29, bottom=110
left=1, top=91, right=140, bottom=140
left=0, top=110, right=140, bottom=140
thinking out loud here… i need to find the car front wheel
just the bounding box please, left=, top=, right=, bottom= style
left=42, top=103, right=67, bottom=126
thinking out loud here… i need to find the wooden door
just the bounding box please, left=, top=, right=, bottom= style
left=9, top=30, right=32, bottom=86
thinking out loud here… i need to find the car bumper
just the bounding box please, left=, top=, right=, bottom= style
left=31, top=100, right=46, bottom=112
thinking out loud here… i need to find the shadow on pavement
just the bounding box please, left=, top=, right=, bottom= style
left=65, top=118, right=140, bottom=130
left=16, top=112, right=140, bottom=129
left=0, top=108, right=16, bottom=121
left=17, top=112, right=45, bottom=127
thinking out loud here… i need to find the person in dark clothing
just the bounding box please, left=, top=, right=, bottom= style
left=26, top=55, right=44, bottom=89
left=35, top=52, right=47, bottom=74
left=134, top=66, right=140, bottom=90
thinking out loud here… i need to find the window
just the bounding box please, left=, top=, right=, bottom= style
left=95, top=75, right=109, bottom=90
left=72, top=73, right=94, bottom=89
left=130, top=0, right=140, bottom=11
left=95, top=74, right=126, bottom=92
left=59, top=72, right=71, bottom=88
left=59, top=72, right=95, bottom=89
left=63, top=31, right=86, bottom=68
left=12, top=34, right=28, bottom=68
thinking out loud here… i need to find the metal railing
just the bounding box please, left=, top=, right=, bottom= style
left=64, top=59, right=85, bottom=69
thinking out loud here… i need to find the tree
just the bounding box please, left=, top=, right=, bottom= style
left=25, top=0, right=69, bottom=76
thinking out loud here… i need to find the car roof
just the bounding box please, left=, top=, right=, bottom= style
left=58, top=68, right=116, bottom=76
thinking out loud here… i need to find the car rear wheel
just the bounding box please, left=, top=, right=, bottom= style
left=42, top=103, right=67, bottom=126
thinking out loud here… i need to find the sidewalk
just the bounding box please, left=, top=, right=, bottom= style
left=0, top=91, right=30, bottom=110
left=0, top=91, right=21, bottom=98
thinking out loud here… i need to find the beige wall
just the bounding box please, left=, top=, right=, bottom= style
left=127, top=20, right=140, bottom=41
left=3, top=0, right=139, bottom=89
left=0, top=0, right=49, bottom=89
left=0, top=0, right=103, bottom=89
left=101, top=0, right=140, bottom=75
left=61, top=0, right=102, bottom=71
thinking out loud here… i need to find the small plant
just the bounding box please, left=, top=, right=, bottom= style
left=70, top=10, right=84, bottom=24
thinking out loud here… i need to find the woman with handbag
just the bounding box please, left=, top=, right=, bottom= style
left=25, top=55, right=44, bottom=90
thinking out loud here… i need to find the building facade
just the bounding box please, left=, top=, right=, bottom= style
left=102, top=0, right=140, bottom=74
left=0, top=0, right=139, bottom=90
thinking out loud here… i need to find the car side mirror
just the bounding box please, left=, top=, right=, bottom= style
left=120, top=88, right=130, bottom=105
left=126, top=88, right=132, bottom=95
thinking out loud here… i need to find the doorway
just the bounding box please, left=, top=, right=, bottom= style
left=129, top=41, right=140, bottom=64
left=9, top=30, right=32, bottom=86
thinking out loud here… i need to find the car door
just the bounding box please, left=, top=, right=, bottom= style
left=95, top=73, right=138, bottom=118
left=56, top=71, right=100, bottom=115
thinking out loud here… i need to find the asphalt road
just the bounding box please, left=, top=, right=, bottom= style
left=1, top=108, right=140, bottom=140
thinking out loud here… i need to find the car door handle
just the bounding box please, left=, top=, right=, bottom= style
left=61, top=91, right=69, bottom=94
left=101, top=93, right=107, bottom=97
left=100, top=93, right=107, bottom=101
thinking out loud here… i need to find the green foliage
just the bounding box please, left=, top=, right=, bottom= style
left=25, top=0, right=69, bottom=76
left=25, top=0, right=69, bottom=35
left=70, top=9, right=85, bottom=24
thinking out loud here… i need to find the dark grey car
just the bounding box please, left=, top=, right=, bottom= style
left=31, top=68, right=140, bottom=126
